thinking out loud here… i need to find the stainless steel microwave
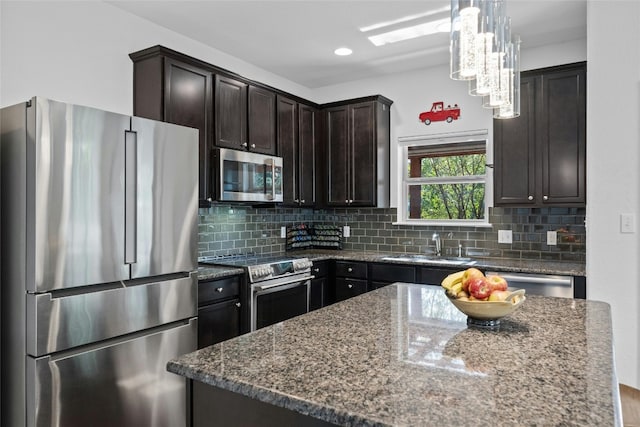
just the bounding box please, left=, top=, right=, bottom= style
left=215, top=148, right=283, bottom=202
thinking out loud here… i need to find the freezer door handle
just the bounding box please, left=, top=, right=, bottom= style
left=125, top=130, right=137, bottom=264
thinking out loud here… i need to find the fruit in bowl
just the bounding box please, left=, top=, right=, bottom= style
left=441, top=269, right=526, bottom=326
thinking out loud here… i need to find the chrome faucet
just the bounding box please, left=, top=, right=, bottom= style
left=432, top=232, right=442, bottom=257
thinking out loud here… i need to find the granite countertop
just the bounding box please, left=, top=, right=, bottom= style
left=288, top=249, right=586, bottom=276
left=168, top=284, right=619, bottom=426
left=196, top=250, right=586, bottom=282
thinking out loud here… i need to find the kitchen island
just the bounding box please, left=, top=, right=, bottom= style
left=168, top=283, right=620, bottom=426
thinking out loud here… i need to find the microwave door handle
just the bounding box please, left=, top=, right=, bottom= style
left=264, top=158, right=274, bottom=201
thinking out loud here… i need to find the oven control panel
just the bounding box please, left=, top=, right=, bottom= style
left=248, top=258, right=312, bottom=283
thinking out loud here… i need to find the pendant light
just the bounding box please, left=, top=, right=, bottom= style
left=450, top=0, right=521, bottom=119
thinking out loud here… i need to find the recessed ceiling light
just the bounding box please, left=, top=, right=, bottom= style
left=367, top=17, right=451, bottom=46
left=334, top=47, right=353, bottom=56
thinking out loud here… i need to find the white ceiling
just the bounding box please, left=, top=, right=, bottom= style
left=108, top=0, right=587, bottom=88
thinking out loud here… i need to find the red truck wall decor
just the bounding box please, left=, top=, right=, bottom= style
left=419, top=101, right=461, bottom=125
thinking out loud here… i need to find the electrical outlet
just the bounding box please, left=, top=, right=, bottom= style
left=280, top=226, right=287, bottom=238
left=343, top=225, right=351, bottom=237
left=498, top=229, right=512, bottom=244
left=547, top=231, right=557, bottom=245
left=620, top=213, right=635, bottom=233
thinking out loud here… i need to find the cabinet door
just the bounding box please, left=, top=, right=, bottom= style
left=215, top=75, right=247, bottom=150
left=326, top=106, right=350, bottom=206
left=163, top=59, right=213, bottom=202
left=198, top=299, right=241, bottom=349
left=298, top=103, right=318, bottom=207
left=277, top=95, right=299, bottom=206
left=350, top=102, right=377, bottom=206
left=248, top=85, right=277, bottom=154
left=540, top=66, right=586, bottom=205
left=494, top=75, right=537, bottom=206
left=335, top=278, right=368, bottom=302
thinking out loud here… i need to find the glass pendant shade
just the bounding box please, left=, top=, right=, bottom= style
left=469, top=0, right=502, bottom=96
left=495, top=35, right=521, bottom=119
left=450, top=0, right=482, bottom=80
left=483, top=15, right=510, bottom=108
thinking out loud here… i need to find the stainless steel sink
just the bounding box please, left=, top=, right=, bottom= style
left=381, top=254, right=476, bottom=266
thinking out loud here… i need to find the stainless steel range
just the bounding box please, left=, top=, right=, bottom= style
left=199, top=255, right=314, bottom=331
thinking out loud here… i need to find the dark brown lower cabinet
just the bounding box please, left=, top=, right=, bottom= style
left=369, top=263, right=416, bottom=289
left=310, top=260, right=330, bottom=310
left=197, top=275, right=243, bottom=349
left=335, top=278, right=368, bottom=301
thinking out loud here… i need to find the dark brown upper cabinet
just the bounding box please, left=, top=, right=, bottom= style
left=277, top=95, right=319, bottom=207
left=324, top=96, right=392, bottom=207
left=130, top=49, right=213, bottom=204
left=494, top=62, right=586, bottom=207
left=215, top=76, right=276, bottom=155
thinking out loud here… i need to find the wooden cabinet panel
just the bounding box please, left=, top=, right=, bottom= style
left=326, top=106, right=350, bottom=206
left=298, top=104, right=318, bottom=206
left=325, top=98, right=391, bottom=207
left=248, top=85, right=276, bottom=154
left=369, top=263, right=416, bottom=283
left=540, top=67, right=586, bottom=204
left=350, top=102, right=376, bottom=206
left=494, top=62, right=586, bottom=207
left=215, top=75, right=247, bottom=150
left=278, top=96, right=298, bottom=205
left=310, top=277, right=328, bottom=311
left=130, top=51, right=213, bottom=203
left=197, top=299, right=241, bottom=349
left=335, top=261, right=367, bottom=278
left=494, top=75, right=537, bottom=205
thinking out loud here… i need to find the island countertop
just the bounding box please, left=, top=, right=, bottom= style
left=168, top=284, right=620, bottom=426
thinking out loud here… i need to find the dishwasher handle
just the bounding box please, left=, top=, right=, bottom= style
left=488, top=272, right=572, bottom=286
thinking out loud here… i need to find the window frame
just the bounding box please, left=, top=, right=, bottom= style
left=395, top=129, right=493, bottom=227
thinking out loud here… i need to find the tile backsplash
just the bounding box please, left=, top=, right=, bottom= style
left=198, top=205, right=585, bottom=262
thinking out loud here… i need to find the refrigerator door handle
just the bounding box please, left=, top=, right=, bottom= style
left=125, top=130, right=137, bottom=265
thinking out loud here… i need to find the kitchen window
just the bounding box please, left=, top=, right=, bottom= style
left=397, top=130, right=492, bottom=227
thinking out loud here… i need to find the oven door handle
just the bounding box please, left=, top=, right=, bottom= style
left=254, top=275, right=314, bottom=291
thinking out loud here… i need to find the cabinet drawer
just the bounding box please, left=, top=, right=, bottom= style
left=335, top=261, right=367, bottom=278
left=311, top=261, right=329, bottom=277
left=198, top=275, right=241, bottom=306
left=417, top=267, right=476, bottom=286
left=335, top=278, right=368, bottom=302
left=369, top=263, right=416, bottom=283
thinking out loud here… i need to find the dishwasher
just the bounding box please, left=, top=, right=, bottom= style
left=487, top=271, right=574, bottom=298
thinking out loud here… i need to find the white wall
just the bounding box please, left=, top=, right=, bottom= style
left=0, top=1, right=314, bottom=113
left=586, top=1, right=640, bottom=389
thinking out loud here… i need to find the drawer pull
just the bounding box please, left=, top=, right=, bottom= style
left=313, top=268, right=320, bottom=273
left=235, top=302, right=241, bottom=308
left=347, top=284, right=353, bottom=289
left=216, top=287, right=224, bottom=293
left=347, top=267, right=353, bottom=272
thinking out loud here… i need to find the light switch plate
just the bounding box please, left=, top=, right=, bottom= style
left=498, top=229, right=512, bottom=244
left=343, top=225, right=351, bottom=237
left=620, top=213, right=635, bottom=233
left=280, top=226, right=287, bottom=238
left=547, top=231, right=557, bottom=245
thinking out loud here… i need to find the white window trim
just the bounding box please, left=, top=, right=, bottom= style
left=394, top=129, right=493, bottom=227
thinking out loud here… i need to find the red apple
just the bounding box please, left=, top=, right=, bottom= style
left=486, top=274, right=508, bottom=292
left=488, top=290, right=510, bottom=301
left=462, top=268, right=484, bottom=292
left=467, top=277, right=491, bottom=300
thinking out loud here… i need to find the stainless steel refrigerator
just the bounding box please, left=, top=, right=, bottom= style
left=1, top=97, right=199, bottom=427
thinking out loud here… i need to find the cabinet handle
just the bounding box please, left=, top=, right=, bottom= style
left=347, top=284, right=353, bottom=289
left=235, top=302, right=241, bottom=308
left=347, top=267, right=353, bottom=272
left=300, top=200, right=305, bottom=204
left=242, top=142, right=248, bottom=147
left=528, top=195, right=533, bottom=201
left=251, top=143, right=256, bottom=149
left=349, top=199, right=353, bottom=204
left=543, top=195, right=549, bottom=201
left=216, top=287, right=223, bottom=293
left=345, top=199, right=349, bottom=203
left=294, top=198, right=299, bottom=203
left=313, top=268, right=320, bottom=273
